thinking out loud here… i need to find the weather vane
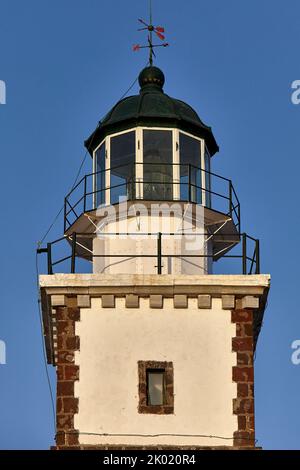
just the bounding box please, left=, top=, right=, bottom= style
left=133, top=0, right=169, bottom=65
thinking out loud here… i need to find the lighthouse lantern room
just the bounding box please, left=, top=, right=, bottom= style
left=62, top=65, right=241, bottom=276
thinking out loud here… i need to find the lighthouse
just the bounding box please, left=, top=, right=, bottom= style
left=38, top=22, right=270, bottom=451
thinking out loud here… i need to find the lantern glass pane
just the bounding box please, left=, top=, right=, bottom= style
left=143, top=130, right=173, bottom=200
left=110, top=131, right=135, bottom=204
left=179, top=133, right=202, bottom=203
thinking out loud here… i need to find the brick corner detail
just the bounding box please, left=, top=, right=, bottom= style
left=231, top=309, right=255, bottom=448
left=54, top=296, right=80, bottom=449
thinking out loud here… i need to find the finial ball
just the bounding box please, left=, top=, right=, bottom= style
left=138, top=66, right=165, bottom=90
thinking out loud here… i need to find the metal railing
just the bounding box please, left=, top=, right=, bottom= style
left=64, top=163, right=240, bottom=233
left=37, top=232, right=259, bottom=276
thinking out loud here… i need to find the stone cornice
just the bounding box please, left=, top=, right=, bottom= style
left=40, top=274, right=270, bottom=294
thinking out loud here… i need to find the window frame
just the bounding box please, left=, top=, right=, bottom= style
left=178, top=129, right=206, bottom=204
left=204, top=145, right=212, bottom=208
left=109, top=129, right=136, bottom=205
left=141, top=127, right=175, bottom=201
left=93, top=138, right=106, bottom=209
left=93, top=128, right=137, bottom=207
left=138, top=360, right=174, bottom=414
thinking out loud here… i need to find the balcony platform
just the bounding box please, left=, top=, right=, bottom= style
left=64, top=200, right=240, bottom=262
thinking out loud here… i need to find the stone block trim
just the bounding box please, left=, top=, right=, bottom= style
left=149, top=294, right=163, bottom=309
left=77, top=295, right=91, bottom=308
left=101, top=294, right=115, bottom=308
left=51, top=295, right=67, bottom=307
left=241, top=296, right=259, bottom=310
left=126, top=294, right=139, bottom=308
left=222, top=295, right=235, bottom=310
left=198, top=295, right=212, bottom=309
left=174, top=295, right=188, bottom=308
left=231, top=308, right=255, bottom=448
left=54, top=296, right=80, bottom=449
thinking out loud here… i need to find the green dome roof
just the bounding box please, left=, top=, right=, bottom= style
left=85, top=66, right=219, bottom=156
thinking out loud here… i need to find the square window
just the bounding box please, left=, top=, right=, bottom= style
left=138, top=361, right=174, bottom=414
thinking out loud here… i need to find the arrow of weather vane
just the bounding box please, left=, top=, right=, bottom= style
left=133, top=14, right=169, bottom=65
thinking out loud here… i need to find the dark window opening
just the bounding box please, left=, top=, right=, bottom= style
left=147, top=369, right=165, bottom=406
left=179, top=133, right=202, bottom=203
left=143, top=130, right=173, bottom=200
left=110, top=131, right=135, bottom=204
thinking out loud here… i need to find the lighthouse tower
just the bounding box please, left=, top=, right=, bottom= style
left=38, top=52, right=270, bottom=450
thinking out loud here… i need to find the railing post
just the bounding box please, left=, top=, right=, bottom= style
left=127, top=177, right=131, bottom=200
left=47, top=243, right=53, bottom=275
left=229, top=181, right=233, bottom=218
left=188, top=164, right=191, bottom=202
left=71, top=233, right=77, bottom=274
left=242, top=233, right=247, bottom=275
left=128, top=176, right=134, bottom=200
left=157, top=232, right=162, bottom=275
left=255, top=239, right=260, bottom=274
left=83, top=176, right=87, bottom=213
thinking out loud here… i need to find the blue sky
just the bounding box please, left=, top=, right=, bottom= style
left=0, top=0, right=299, bottom=449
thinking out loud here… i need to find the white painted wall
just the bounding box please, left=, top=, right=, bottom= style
left=93, top=205, right=212, bottom=275
left=74, top=297, right=237, bottom=447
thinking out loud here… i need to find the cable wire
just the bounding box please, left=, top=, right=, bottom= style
left=117, top=75, right=140, bottom=103
left=35, top=252, right=56, bottom=432
left=38, top=144, right=93, bottom=245
left=56, top=430, right=257, bottom=444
